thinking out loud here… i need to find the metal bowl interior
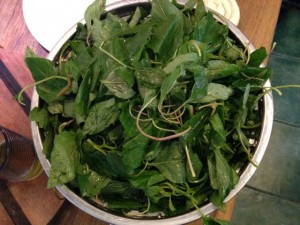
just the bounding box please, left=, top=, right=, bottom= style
left=30, top=1, right=274, bottom=224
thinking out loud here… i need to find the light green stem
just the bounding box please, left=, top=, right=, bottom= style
left=17, top=76, right=68, bottom=105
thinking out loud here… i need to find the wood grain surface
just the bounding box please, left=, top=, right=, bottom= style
left=0, top=0, right=282, bottom=224
left=0, top=0, right=48, bottom=57
left=0, top=202, right=14, bottom=225
left=236, top=0, right=282, bottom=52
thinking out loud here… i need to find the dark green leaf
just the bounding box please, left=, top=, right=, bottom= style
left=101, top=180, right=141, bottom=198
left=77, top=170, right=110, bottom=197
left=191, top=12, right=227, bottom=52
left=135, top=68, right=166, bottom=88
left=159, top=67, right=183, bottom=106
left=195, top=83, right=233, bottom=103
left=42, top=130, right=54, bottom=159
left=83, top=98, right=120, bottom=135
left=106, top=152, right=134, bottom=178
left=105, top=198, right=144, bottom=210
left=48, top=131, right=80, bottom=188
left=84, top=0, right=105, bottom=39
left=186, top=149, right=203, bottom=182
left=119, top=102, right=141, bottom=140
left=151, top=0, right=181, bottom=23
left=163, top=53, right=199, bottom=74
left=210, top=113, right=226, bottom=142
left=129, top=170, right=165, bottom=189
left=148, top=13, right=184, bottom=62
left=179, top=108, right=211, bottom=146
left=74, top=70, right=91, bottom=124
left=25, top=57, right=67, bottom=103
left=122, top=123, right=153, bottom=169
left=150, top=141, right=186, bottom=184
left=188, top=65, right=208, bottom=102
left=102, top=67, right=135, bottom=99
left=207, top=148, right=238, bottom=206
left=125, top=27, right=152, bottom=64
left=247, top=47, right=267, bottom=67
left=29, top=107, right=50, bottom=129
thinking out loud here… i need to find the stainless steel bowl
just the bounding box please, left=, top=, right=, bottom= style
left=30, top=1, right=274, bottom=224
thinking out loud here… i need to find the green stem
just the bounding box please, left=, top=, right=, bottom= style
left=237, top=129, right=257, bottom=167
left=184, top=144, right=196, bottom=178
left=58, top=119, right=75, bottom=133
left=190, top=40, right=202, bottom=57
left=87, top=139, right=108, bottom=156
left=242, top=122, right=261, bottom=129
left=17, top=76, right=69, bottom=105
left=265, top=84, right=300, bottom=96
left=99, top=42, right=134, bottom=69
left=136, top=95, right=192, bottom=141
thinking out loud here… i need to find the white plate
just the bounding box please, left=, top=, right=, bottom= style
left=22, top=0, right=118, bottom=51
left=203, top=0, right=240, bottom=26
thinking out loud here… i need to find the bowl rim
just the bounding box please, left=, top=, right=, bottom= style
left=30, top=1, right=274, bottom=224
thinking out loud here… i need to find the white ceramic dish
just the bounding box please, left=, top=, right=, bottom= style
left=22, top=0, right=118, bottom=51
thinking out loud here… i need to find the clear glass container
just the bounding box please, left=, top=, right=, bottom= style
left=0, top=126, right=42, bottom=182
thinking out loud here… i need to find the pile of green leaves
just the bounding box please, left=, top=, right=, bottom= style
left=25, top=0, right=272, bottom=223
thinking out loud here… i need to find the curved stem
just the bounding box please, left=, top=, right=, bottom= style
left=190, top=40, right=202, bottom=57
left=136, top=95, right=192, bottom=141
left=58, top=119, right=75, bottom=133
left=17, top=76, right=68, bottom=105
left=158, top=101, right=187, bottom=125
left=57, top=75, right=72, bottom=96
left=237, top=129, right=257, bottom=167
left=151, top=120, right=177, bottom=133
left=87, top=139, right=108, bottom=156
left=197, top=102, right=223, bottom=111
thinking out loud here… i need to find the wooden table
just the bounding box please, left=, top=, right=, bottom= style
left=0, top=0, right=282, bottom=224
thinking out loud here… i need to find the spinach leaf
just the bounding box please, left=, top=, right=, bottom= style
left=148, top=13, right=184, bottom=62
left=207, top=148, right=239, bottom=209
left=195, top=83, right=233, bottom=103
left=186, top=149, right=203, bottom=182
left=150, top=141, right=186, bottom=184
left=102, top=67, right=135, bottom=99
left=247, top=47, right=267, bottom=67
left=136, top=67, right=166, bottom=88
left=83, top=98, right=120, bottom=135
left=48, top=131, right=80, bottom=188
left=106, top=151, right=134, bottom=178
left=191, top=12, right=227, bottom=52
left=125, top=26, right=152, bottom=64
left=179, top=108, right=211, bottom=146
left=188, top=65, right=208, bottom=103
left=25, top=57, right=67, bottom=104
left=122, top=126, right=152, bottom=169
left=210, top=113, right=226, bottom=143
left=77, top=170, right=110, bottom=197
left=29, top=107, right=50, bottom=129
left=159, top=67, right=184, bottom=106
left=122, top=123, right=153, bottom=169
left=151, top=0, right=181, bottom=23
left=74, top=70, right=91, bottom=124
left=163, top=53, right=199, bottom=74
left=129, top=170, right=165, bottom=189
left=84, top=0, right=105, bottom=40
